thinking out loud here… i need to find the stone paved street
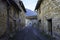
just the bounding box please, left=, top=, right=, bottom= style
left=12, top=26, right=49, bottom=40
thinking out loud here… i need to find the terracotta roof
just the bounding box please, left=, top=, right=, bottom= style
left=35, top=0, right=43, bottom=10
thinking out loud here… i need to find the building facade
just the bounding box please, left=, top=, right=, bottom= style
left=0, top=0, right=26, bottom=38
left=19, top=1, right=26, bottom=29
left=26, top=16, right=37, bottom=27
left=35, top=0, right=60, bottom=40
left=0, top=0, right=7, bottom=37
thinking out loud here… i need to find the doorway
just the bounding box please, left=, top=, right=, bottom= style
left=38, top=20, right=41, bottom=29
left=47, top=19, right=52, bottom=35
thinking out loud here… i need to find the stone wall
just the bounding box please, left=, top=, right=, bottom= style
left=0, top=0, right=26, bottom=37
left=0, top=0, right=7, bottom=37
left=0, top=0, right=20, bottom=37
left=19, top=5, right=26, bottom=29
left=9, top=6, right=16, bottom=34
left=38, top=0, right=60, bottom=39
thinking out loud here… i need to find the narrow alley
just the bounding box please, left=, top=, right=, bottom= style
left=0, top=0, right=60, bottom=40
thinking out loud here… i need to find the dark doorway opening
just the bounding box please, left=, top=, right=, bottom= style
left=38, top=20, right=41, bottom=28
left=47, top=19, right=52, bottom=35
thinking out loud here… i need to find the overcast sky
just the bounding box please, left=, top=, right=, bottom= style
left=21, top=0, right=38, bottom=11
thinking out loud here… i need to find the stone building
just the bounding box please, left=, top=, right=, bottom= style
left=0, top=0, right=7, bottom=37
left=25, top=9, right=37, bottom=27
left=26, top=16, right=37, bottom=27
left=35, top=0, right=60, bottom=40
left=19, top=1, right=26, bottom=29
left=0, top=0, right=26, bottom=38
